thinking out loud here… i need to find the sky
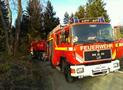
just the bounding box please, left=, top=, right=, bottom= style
left=49, top=0, right=87, bottom=23
left=49, top=0, right=123, bottom=26
left=11, top=0, right=123, bottom=26
left=105, top=0, right=123, bottom=26
left=10, top=0, right=28, bottom=25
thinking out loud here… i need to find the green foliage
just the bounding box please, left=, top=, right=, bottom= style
left=26, top=0, right=42, bottom=39
left=43, top=0, right=59, bottom=37
left=1, top=1, right=9, bottom=25
left=18, top=0, right=43, bottom=53
left=0, top=22, right=5, bottom=51
left=75, top=6, right=85, bottom=19
left=18, top=0, right=59, bottom=54
left=88, top=0, right=93, bottom=4
left=63, top=12, right=69, bottom=24
left=74, top=0, right=110, bottom=22
left=86, top=0, right=110, bottom=22
left=0, top=0, right=9, bottom=52
left=0, top=63, right=11, bottom=74
left=25, top=0, right=60, bottom=39
left=70, top=13, right=74, bottom=18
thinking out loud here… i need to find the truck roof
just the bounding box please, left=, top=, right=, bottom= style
left=70, top=22, right=110, bottom=26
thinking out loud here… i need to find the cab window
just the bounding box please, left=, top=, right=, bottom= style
left=61, top=30, right=70, bottom=43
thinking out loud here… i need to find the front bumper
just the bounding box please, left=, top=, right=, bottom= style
left=70, top=60, right=120, bottom=78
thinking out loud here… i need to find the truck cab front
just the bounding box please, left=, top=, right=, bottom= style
left=69, top=22, right=120, bottom=78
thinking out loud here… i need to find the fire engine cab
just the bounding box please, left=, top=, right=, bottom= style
left=47, top=17, right=123, bottom=82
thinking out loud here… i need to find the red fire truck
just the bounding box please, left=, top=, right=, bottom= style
left=47, top=18, right=123, bottom=82
left=30, top=39, right=47, bottom=60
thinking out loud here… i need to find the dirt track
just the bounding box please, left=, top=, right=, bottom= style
left=42, top=61, right=123, bottom=90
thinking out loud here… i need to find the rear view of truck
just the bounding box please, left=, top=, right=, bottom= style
left=30, top=39, right=47, bottom=61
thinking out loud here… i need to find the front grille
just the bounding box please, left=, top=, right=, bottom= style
left=84, top=49, right=111, bottom=61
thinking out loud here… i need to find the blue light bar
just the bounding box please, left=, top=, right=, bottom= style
left=98, top=17, right=105, bottom=22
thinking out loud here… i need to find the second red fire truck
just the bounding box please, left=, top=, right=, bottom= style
left=47, top=18, right=123, bottom=82
left=30, top=39, right=47, bottom=60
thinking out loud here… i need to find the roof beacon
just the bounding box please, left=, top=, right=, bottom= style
left=98, top=17, right=105, bottom=22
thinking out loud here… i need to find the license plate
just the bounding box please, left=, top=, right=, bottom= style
left=93, top=65, right=107, bottom=72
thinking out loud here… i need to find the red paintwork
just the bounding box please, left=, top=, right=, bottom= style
left=47, top=22, right=123, bottom=66
left=30, top=40, right=47, bottom=52
left=115, top=39, right=123, bottom=59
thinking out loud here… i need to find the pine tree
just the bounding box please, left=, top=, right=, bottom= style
left=1, top=1, right=9, bottom=25
left=0, top=0, right=5, bottom=51
left=63, top=12, right=69, bottom=24
left=70, top=13, right=74, bottom=18
left=86, top=0, right=110, bottom=22
left=26, top=0, right=42, bottom=39
left=75, top=6, right=85, bottom=19
left=44, top=0, right=59, bottom=37
left=88, top=0, right=93, bottom=4
left=0, top=0, right=12, bottom=53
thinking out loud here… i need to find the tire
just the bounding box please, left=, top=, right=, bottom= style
left=64, top=62, right=74, bottom=82
left=60, top=59, right=65, bottom=72
left=38, top=52, right=43, bottom=61
left=35, top=51, right=38, bottom=59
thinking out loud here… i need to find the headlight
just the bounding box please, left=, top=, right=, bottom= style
left=76, top=68, right=84, bottom=74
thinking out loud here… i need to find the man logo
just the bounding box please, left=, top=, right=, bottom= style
left=96, top=52, right=101, bottom=59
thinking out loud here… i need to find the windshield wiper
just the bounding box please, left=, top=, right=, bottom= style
left=74, top=40, right=87, bottom=44
left=74, top=38, right=114, bottom=44
left=74, top=39, right=96, bottom=44
left=101, top=39, right=114, bottom=42
left=96, top=38, right=114, bottom=42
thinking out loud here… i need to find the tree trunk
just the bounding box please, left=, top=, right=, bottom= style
left=13, top=0, right=22, bottom=56
left=6, top=0, right=13, bottom=55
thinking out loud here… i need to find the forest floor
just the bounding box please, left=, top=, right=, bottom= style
left=0, top=54, right=53, bottom=90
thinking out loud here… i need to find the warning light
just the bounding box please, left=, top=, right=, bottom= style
left=98, top=17, right=105, bottom=22
left=69, top=16, right=79, bottom=23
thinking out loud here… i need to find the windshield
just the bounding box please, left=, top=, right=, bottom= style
left=71, top=24, right=114, bottom=44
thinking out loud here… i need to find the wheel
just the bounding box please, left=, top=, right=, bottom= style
left=60, top=60, right=65, bottom=72
left=64, top=62, right=74, bottom=82
left=35, top=51, right=38, bottom=59
left=38, top=52, right=43, bottom=61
